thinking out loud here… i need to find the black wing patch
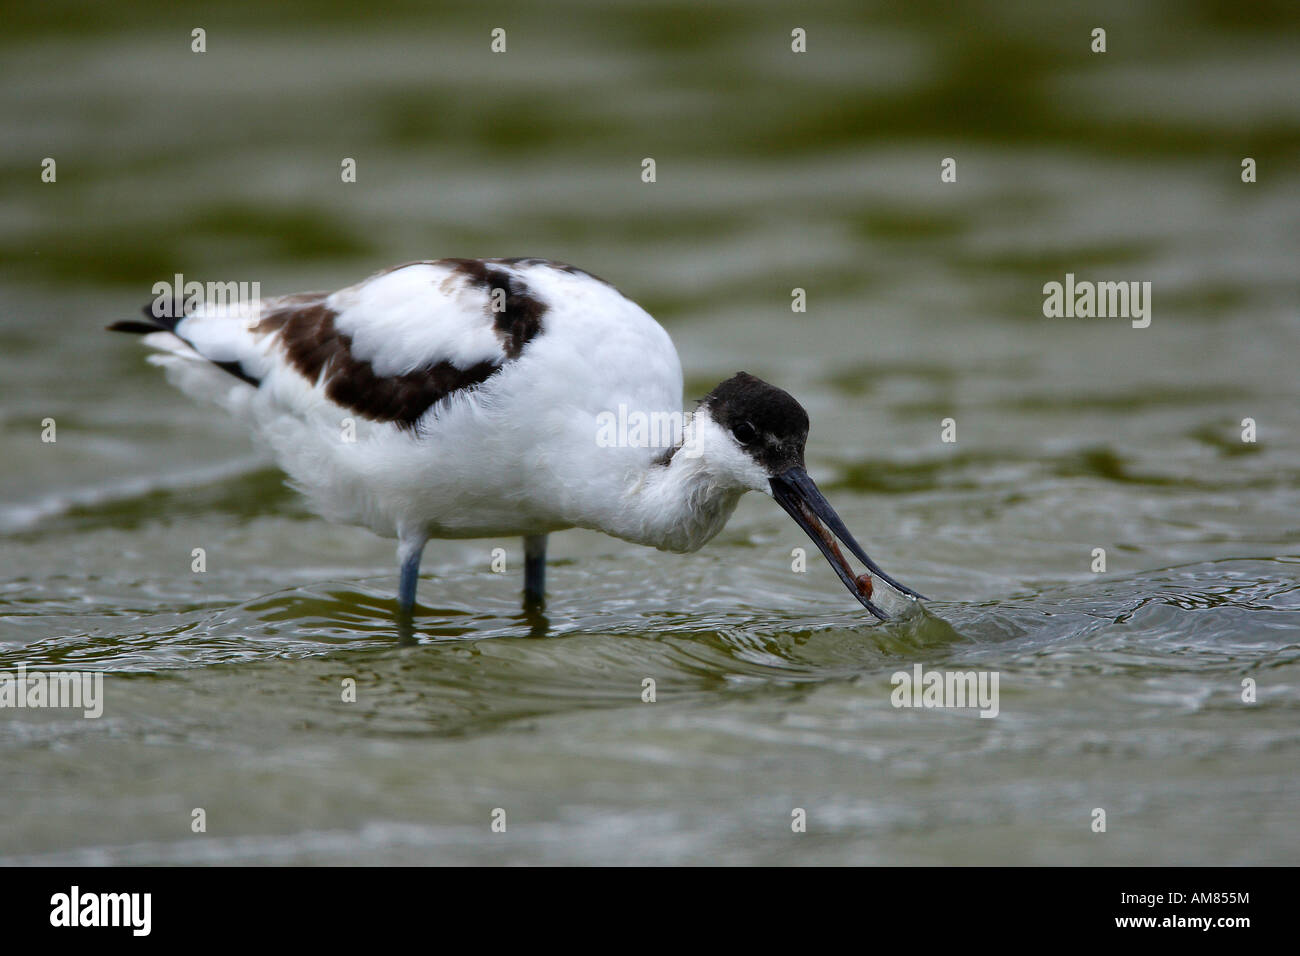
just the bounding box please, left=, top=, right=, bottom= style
left=110, top=259, right=563, bottom=430
left=257, top=299, right=505, bottom=431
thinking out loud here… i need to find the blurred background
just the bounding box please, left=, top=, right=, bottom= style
left=1, top=0, right=1298, bottom=864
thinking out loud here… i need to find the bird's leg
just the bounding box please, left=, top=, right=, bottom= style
left=523, top=533, right=547, bottom=607
left=396, top=534, right=428, bottom=617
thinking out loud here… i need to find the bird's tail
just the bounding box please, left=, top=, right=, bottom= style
left=107, top=293, right=271, bottom=416
left=107, top=299, right=187, bottom=337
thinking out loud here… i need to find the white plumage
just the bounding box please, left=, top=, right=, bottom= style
left=115, top=257, right=923, bottom=620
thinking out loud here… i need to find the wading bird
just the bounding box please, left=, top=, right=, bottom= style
left=111, top=258, right=924, bottom=620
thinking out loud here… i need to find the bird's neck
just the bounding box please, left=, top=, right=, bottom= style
left=605, top=448, right=747, bottom=554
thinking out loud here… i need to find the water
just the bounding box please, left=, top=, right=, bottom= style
left=2, top=1, right=1299, bottom=864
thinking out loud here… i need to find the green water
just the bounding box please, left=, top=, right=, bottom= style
left=2, top=1, right=1299, bottom=864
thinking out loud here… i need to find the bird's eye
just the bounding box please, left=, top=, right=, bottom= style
left=732, top=421, right=756, bottom=444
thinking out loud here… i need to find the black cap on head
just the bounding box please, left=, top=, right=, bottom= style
left=700, top=372, right=809, bottom=474
left=702, top=372, right=926, bottom=619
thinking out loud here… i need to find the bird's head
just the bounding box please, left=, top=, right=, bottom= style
left=693, top=372, right=925, bottom=620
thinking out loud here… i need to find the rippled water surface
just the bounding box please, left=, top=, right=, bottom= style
left=2, top=1, right=1299, bottom=864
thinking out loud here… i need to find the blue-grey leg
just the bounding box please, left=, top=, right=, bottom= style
left=523, top=534, right=547, bottom=605
left=397, top=535, right=427, bottom=615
